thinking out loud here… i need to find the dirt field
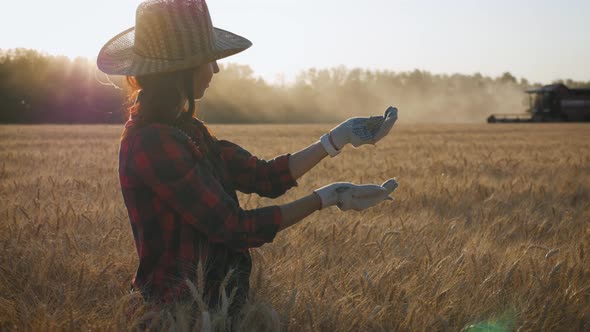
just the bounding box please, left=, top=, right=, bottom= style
left=1, top=124, right=589, bottom=331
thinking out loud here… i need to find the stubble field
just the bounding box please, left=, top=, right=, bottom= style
left=0, top=123, right=589, bottom=331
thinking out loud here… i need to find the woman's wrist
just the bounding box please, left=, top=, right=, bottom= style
left=279, top=193, right=322, bottom=231
left=328, top=133, right=341, bottom=151
left=315, top=140, right=329, bottom=158
left=310, top=191, right=322, bottom=210
left=320, top=133, right=341, bottom=157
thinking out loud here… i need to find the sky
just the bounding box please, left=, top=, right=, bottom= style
left=1, top=0, right=589, bottom=84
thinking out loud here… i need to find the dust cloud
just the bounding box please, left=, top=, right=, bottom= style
left=199, top=64, right=532, bottom=124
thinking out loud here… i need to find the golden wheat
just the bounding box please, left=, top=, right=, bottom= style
left=0, top=124, right=589, bottom=331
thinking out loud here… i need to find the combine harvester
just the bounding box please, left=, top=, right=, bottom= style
left=487, top=84, right=590, bottom=123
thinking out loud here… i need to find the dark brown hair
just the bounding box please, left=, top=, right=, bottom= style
left=125, top=69, right=196, bottom=125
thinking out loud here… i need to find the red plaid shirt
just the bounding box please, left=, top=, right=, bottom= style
left=119, top=116, right=297, bottom=306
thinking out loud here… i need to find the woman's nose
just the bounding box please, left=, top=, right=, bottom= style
left=212, top=61, right=220, bottom=73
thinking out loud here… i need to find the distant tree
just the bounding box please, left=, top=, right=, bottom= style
left=499, top=72, right=517, bottom=84
left=0, top=48, right=588, bottom=124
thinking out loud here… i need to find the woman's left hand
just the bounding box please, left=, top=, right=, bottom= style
left=313, top=178, right=399, bottom=211
left=321, top=107, right=398, bottom=156
left=336, top=178, right=399, bottom=211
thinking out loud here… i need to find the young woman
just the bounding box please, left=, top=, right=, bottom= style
left=97, top=0, right=398, bottom=318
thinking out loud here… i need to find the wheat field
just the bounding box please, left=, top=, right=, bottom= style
left=0, top=124, right=589, bottom=331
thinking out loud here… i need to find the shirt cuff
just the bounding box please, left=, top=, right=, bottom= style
left=237, top=205, right=283, bottom=249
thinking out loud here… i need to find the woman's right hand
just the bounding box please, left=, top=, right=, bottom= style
left=325, top=107, right=398, bottom=152
left=314, top=179, right=399, bottom=211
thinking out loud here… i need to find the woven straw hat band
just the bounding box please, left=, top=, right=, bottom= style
left=134, top=0, right=214, bottom=61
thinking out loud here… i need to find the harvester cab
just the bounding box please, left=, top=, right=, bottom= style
left=525, top=84, right=568, bottom=122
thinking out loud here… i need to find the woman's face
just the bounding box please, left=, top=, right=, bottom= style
left=193, top=61, right=219, bottom=99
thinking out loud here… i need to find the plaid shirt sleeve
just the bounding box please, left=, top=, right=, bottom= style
left=128, top=124, right=283, bottom=250
left=218, top=140, right=297, bottom=198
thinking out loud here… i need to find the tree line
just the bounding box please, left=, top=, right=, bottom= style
left=1, top=48, right=588, bottom=124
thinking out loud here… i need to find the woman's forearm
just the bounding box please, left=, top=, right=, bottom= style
left=288, top=141, right=328, bottom=180
left=278, top=193, right=322, bottom=231
left=279, top=140, right=332, bottom=230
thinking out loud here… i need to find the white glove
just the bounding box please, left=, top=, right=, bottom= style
left=320, top=107, right=398, bottom=157
left=314, top=178, right=399, bottom=211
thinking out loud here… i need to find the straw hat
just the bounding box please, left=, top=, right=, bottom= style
left=97, top=0, right=252, bottom=76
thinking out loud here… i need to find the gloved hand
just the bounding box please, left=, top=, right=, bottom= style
left=320, top=107, right=398, bottom=157
left=314, top=178, right=399, bottom=211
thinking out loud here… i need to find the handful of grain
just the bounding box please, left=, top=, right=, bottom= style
left=366, top=116, right=385, bottom=135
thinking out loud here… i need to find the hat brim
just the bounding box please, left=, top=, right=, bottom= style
left=97, top=26, right=252, bottom=76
